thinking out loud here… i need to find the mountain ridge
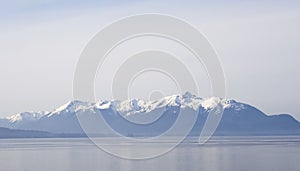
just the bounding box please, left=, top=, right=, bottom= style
left=1, top=92, right=300, bottom=136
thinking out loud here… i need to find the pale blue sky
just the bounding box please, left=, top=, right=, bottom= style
left=0, top=0, right=299, bottom=119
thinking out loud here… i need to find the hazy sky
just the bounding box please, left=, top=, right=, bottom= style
left=0, top=0, right=299, bottom=120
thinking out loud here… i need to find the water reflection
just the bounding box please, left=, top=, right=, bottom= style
left=0, top=137, right=300, bottom=171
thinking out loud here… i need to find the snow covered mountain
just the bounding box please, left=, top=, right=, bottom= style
left=96, top=92, right=242, bottom=115
left=1, top=92, right=300, bottom=136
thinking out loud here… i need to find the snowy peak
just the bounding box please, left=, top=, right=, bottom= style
left=47, top=100, right=94, bottom=117
left=53, top=100, right=86, bottom=113
left=3, top=92, right=245, bottom=122
left=95, top=100, right=111, bottom=110
left=7, top=111, right=48, bottom=123
left=95, top=92, right=244, bottom=115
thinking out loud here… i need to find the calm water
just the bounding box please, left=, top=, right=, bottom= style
left=0, top=136, right=300, bottom=171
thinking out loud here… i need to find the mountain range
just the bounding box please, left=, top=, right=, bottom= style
left=1, top=92, right=300, bottom=138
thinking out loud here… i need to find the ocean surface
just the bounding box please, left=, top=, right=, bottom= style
left=0, top=136, right=300, bottom=171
